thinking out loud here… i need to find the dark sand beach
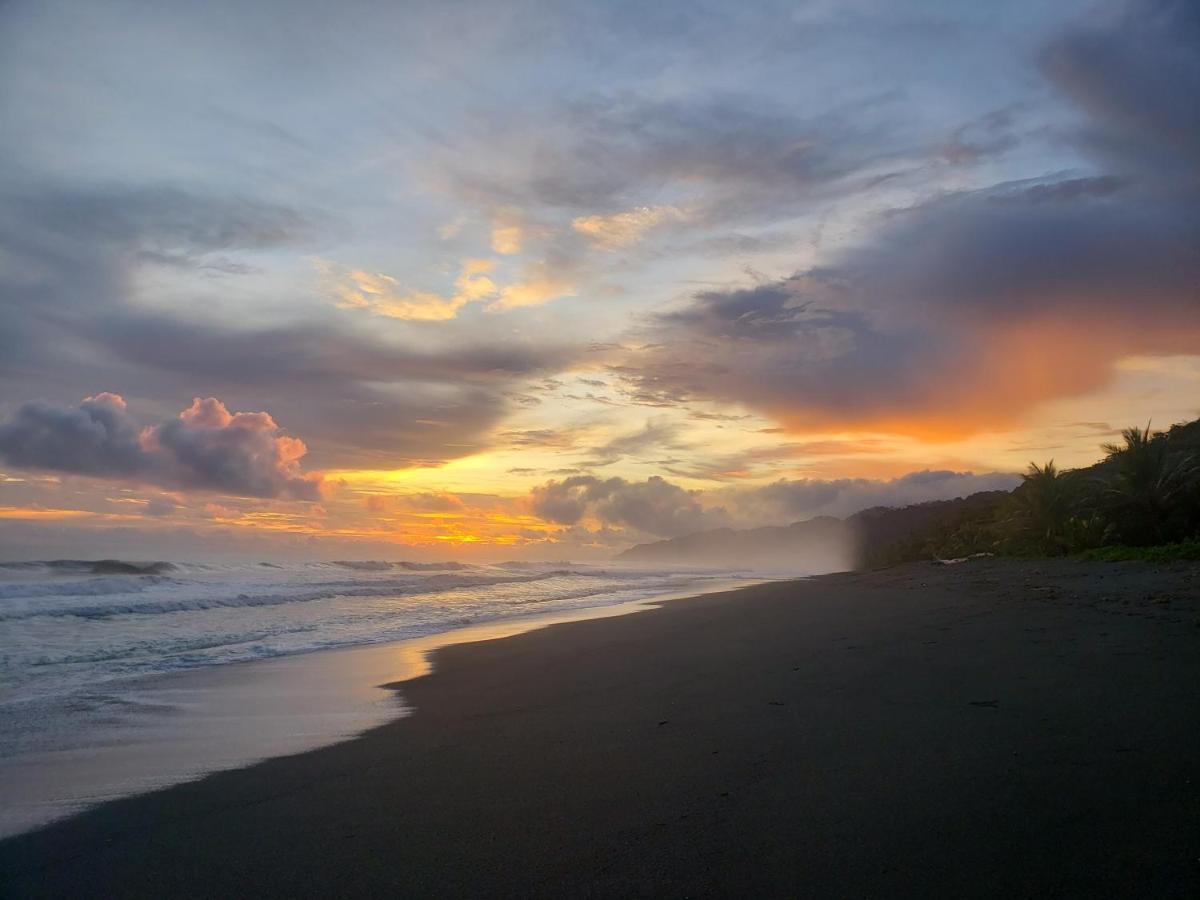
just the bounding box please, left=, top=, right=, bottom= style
left=2, top=558, right=1198, bottom=898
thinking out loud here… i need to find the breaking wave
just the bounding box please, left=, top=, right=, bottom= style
left=0, top=559, right=178, bottom=576
left=0, top=568, right=614, bottom=620
left=0, top=558, right=750, bottom=708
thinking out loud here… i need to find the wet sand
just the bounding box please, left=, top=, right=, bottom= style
left=2, top=559, right=1198, bottom=897
left=0, top=579, right=755, bottom=839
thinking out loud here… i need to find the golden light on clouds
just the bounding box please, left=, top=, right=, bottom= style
left=758, top=316, right=1200, bottom=442
left=317, top=259, right=476, bottom=322
left=1, top=0, right=1198, bottom=570
left=318, top=253, right=574, bottom=319
left=572, top=205, right=684, bottom=249
left=317, top=256, right=501, bottom=321
left=490, top=261, right=575, bottom=311
left=0, top=506, right=97, bottom=520
left=490, top=208, right=523, bottom=255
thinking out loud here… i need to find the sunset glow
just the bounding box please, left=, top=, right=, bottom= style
left=0, top=0, right=1196, bottom=561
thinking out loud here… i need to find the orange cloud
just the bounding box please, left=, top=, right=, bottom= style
left=0, top=394, right=323, bottom=499
left=572, top=205, right=684, bottom=249
left=0, top=505, right=96, bottom=520
left=490, top=261, right=575, bottom=311
left=491, top=207, right=523, bottom=254
left=772, top=314, right=1200, bottom=440
left=319, top=258, right=498, bottom=322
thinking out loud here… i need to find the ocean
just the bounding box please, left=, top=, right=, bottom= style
left=0, top=558, right=755, bottom=835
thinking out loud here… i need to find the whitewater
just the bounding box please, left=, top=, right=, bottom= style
left=0, top=557, right=753, bottom=835
left=0, top=558, right=749, bottom=704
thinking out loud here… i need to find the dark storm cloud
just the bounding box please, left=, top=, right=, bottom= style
left=1041, top=0, right=1200, bottom=176
left=0, top=393, right=323, bottom=499
left=846, top=175, right=1198, bottom=320
left=614, top=0, right=1200, bottom=435
left=618, top=176, right=1199, bottom=432
left=0, top=394, right=146, bottom=476
left=616, top=294, right=948, bottom=425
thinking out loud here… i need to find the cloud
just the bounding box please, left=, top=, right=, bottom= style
left=572, top=205, right=685, bottom=249
left=617, top=190, right=1199, bottom=437
left=319, top=258, right=498, bottom=321
left=490, top=208, right=524, bottom=254
left=363, top=491, right=468, bottom=514
left=0, top=178, right=582, bottom=469
left=0, top=183, right=314, bottom=380
left=584, top=418, right=686, bottom=467
left=0, top=394, right=323, bottom=499
left=528, top=467, right=1020, bottom=539
left=938, top=107, right=1022, bottom=166
left=87, top=311, right=579, bottom=467
left=723, top=469, right=1021, bottom=523
left=498, top=428, right=577, bottom=450
left=659, top=438, right=892, bottom=482
left=530, top=474, right=728, bottom=538
left=142, top=495, right=178, bottom=517
left=612, top=2, right=1200, bottom=438
left=98, top=314, right=572, bottom=387
left=321, top=254, right=573, bottom=318
left=1040, top=0, right=1199, bottom=178
left=3, top=184, right=311, bottom=256
left=442, top=92, right=904, bottom=225
left=0, top=394, right=146, bottom=477
left=491, top=261, right=576, bottom=311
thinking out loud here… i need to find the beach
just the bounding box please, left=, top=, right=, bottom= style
left=0, top=561, right=751, bottom=838
left=2, top=558, right=1198, bottom=897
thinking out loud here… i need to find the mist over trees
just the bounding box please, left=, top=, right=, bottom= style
left=624, top=418, right=1200, bottom=571
left=872, top=419, right=1200, bottom=566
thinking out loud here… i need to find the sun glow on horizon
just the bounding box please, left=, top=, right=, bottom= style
left=1, top=0, right=1197, bottom=560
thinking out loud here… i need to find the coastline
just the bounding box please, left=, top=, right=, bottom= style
left=3, top=559, right=1199, bottom=897
left=0, top=575, right=761, bottom=839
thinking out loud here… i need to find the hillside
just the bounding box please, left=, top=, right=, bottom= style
left=617, top=492, right=1009, bottom=572
left=618, top=516, right=854, bottom=572
left=619, top=415, right=1200, bottom=571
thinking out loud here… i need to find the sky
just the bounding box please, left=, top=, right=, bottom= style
left=0, top=0, right=1197, bottom=561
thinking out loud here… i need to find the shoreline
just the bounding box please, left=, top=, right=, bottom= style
left=0, top=575, right=763, bottom=839
left=3, top=558, right=1198, bottom=897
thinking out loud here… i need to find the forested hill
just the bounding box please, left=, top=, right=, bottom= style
left=619, top=417, right=1200, bottom=570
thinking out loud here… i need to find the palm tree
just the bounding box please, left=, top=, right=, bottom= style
left=1100, top=423, right=1197, bottom=544
left=1008, top=460, right=1075, bottom=554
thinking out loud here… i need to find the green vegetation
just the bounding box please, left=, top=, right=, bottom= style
left=1076, top=541, right=1200, bottom=563
left=866, top=417, right=1200, bottom=566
